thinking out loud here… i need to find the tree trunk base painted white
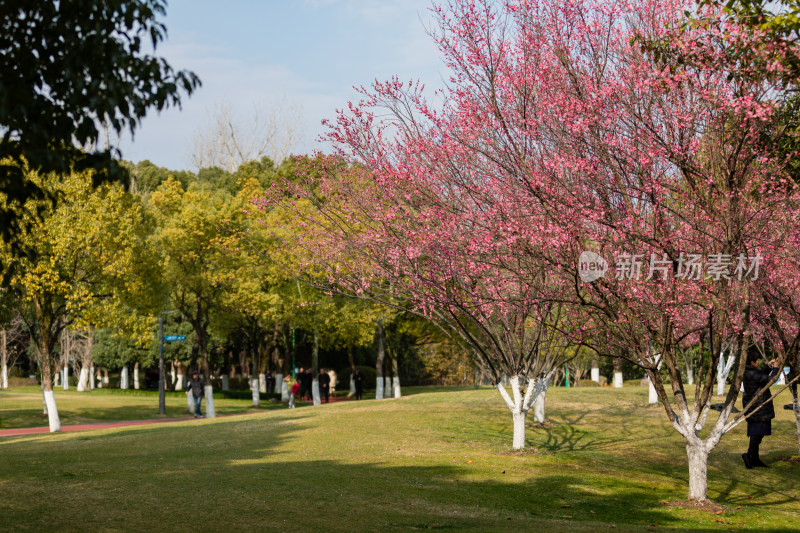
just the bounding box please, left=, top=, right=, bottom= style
left=288, top=393, right=295, bottom=408
left=134, top=365, right=139, bottom=390
left=259, top=373, right=267, bottom=393
left=375, top=377, right=384, bottom=400
left=204, top=385, right=216, bottom=418
left=187, top=390, right=194, bottom=413
left=1, top=363, right=8, bottom=389
left=62, top=367, right=69, bottom=390
left=54, top=372, right=60, bottom=387
left=280, top=380, right=288, bottom=402
left=221, top=374, right=229, bottom=391
left=686, top=443, right=709, bottom=501
left=120, top=366, right=129, bottom=389
left=77, top=367, right=89, bottom=391
left=533, top=381, right=549, bottom=424
left=648, top=377, right=659, bottom=404
left=590, top=367, right=599, bottom=383
left=393, top=377, right=401, bottom=398
left=384, top=378, right=392, bottom=399
left=792, top=395, right=800, bottom=453
left=312, top=379, right=321, bottom=406
left=42, top=385, right=48, bottom=415
left=613, top=371, right=623, bottom=388
left=44, top=390, right=61, bottom=432
left=274, top=373, right=283, bottom=394
left=512, top=411, right=526, bottom=449
left=348, top=375, right=356, bottom=398
left=90, top=365, right=95, bottom=389
left=251, top=377, right=260, bottom=407
left=176, top=374, right=184, bottom=390
left=687, top=368, right=694, bottom=385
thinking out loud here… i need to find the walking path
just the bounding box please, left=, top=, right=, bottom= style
left=0, top=395, right=356, bottom=438
left=0, top=413, right=248, bottom=438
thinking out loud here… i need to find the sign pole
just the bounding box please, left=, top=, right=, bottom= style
left=158, top=315, right=166, bottom=415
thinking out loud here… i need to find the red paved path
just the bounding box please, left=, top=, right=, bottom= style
left=0, top=395, right=353, bottom=438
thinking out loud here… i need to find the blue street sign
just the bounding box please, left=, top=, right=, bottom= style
left=163, top=335, right=186, bottom=342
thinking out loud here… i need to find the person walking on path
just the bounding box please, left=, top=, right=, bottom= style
left=354, top=368, right=364, bottom=400
left=186, top=370, right=205, bottom=418
left=742, top=347, right=780, bottom=468
left=319, top=369, right=331, bottom=403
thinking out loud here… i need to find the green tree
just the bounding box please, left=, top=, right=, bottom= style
left=0, top=0, right=199, bottom=260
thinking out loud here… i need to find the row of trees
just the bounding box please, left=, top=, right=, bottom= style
left=256, top=0, right=800, bottom=502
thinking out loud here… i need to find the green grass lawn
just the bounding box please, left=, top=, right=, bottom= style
left=0, top=385, right=798, bottom=532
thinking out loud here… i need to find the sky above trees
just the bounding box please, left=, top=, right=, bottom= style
left=119, top=0, right=445, bottom=170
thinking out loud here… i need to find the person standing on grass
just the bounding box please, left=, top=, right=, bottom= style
left=319, top=369, right=331, bottom=403
left=265, top=370, right=273, bottom=394
left=288, top=376, right=299, bottom=409
left=186, top=370, right=204, bottom=418
left=354, top=368, right=364, bottom=400
left=742, top=346, right=780, bottom=469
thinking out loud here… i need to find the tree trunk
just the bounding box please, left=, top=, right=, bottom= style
left=90, top=365, right=96, bottom=389
left=187, top=388, right=195, bottom=413
left=1, top=329, right=7, bottom=389
left=686, top=442, right=710, bottom=501
left=251, top=376, right=260, bottom=407
left=259, top=373, right=267, bottom=393
left=120, top=366, right=129, bottom=389
left=133, top=362, right=140, bottom=389
left=613, top=357, right=623, bottom=388
left=347, top=345, right=356, bottom=397
left=37, top=330, right=61, bottom=432
left=312, top=331, right=321, bottom=405
left=375, top=321, right=385, bottom=400
left=495, top=374, right=540, bottom=450
left=54, top=369, right=60, bottom=387
left=176, top=361, right=185, bottom=390
left=648, top=376, right=659, bottom=404
left=280, top=379, right=289, bottom=402
left=102, top=368, right=109, bottom=385
left=77, top=367, right=89, bottom=391
left=533, top=377, right=550, bottom=423
left=716, top=355, right=735, bottom=396
left=591, top=356, right=599, bottom=383
left=221, top=374, right=229, bottom=391
left=687, top=367, right=694, bottom=385
left=204, top=384, right=216, bottom=418
left=275, top=373, right=283, bottom=394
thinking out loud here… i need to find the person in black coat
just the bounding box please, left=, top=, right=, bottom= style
left=319, top=369, right=331, bottom=403
left=353, top=368, right=364, bottom=400
left=741, top=346, right=780, bottom=468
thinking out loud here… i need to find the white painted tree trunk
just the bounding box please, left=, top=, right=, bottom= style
left=44, top=389, right=61, bottom=432
left=393, top=376, right=401, bottom=398
left=348, top=375, right=356, bottom=397
left=648, top=377, right=659, bottom=404
left=792, top=391, right=800, bottom=453
left=221, top=374, right=229, bottom=391
left=120, top=366, right=129, bottom=389
left=175, top=372, right=185, bottom=390
left=280, top=379, right=288, bottom=402
left=687, top=368, right=694, bottom=385
left=62, top=366, right=68, bottom=390
left=204, top=385, right=216, bottom=418
left=170, top=363, right=176, bottom=385
left=187, top=390, right=194, bottom=412
left=77, top=367, right=89, bottom=391
left=251, top=377, right=260, bottom=407
left=533, top=378, right=550, bottom=424
left=312, top=378, right=321, bottom=406
left=42, top=385, right=48, bottom=415
left=259, top=373, right=267, bottom=393
left=500, top=373, right=509, bottom=386
left=686, top=442, right=710, bottom=501
left=716, top=355, right=735, bottom=396
left=613, top=371, right=623, bottom=388
left=1, top=364, right=7, bottom=389
left=590, top=367, right=599, bottom=383
left=495, top=374, right=545, bottom=450
left=54, top=371, right=60, bottom=387
left=133, top=363, right=140, bottom=390
left=274, top=373, right=283, bottom=394
left=90, top=365, right=95, bottom=389
left=384, top=376, right=392, bottom=399
left=102, top=370, right=109, bottom=385
left=375, top=377, right=384, bottom=400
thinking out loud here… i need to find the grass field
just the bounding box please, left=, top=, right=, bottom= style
left=0, top=385, right=798, bottom=532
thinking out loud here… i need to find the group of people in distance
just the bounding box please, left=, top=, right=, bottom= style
left=292, top=367, right=333, bottom=403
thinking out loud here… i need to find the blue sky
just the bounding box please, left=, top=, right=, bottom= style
left=119, top=0, right=446, bottom=170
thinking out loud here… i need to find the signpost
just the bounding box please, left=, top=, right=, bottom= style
left=158, top=313, right=184, bottom=415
